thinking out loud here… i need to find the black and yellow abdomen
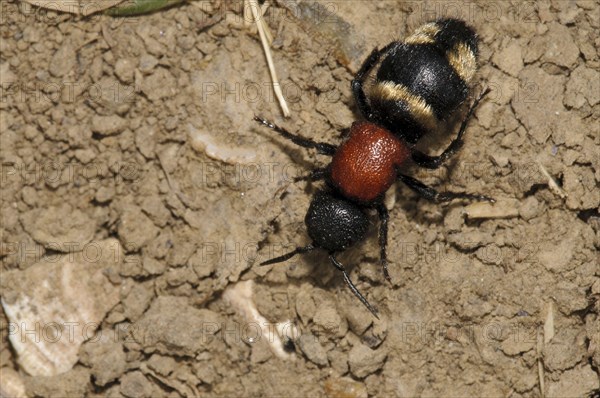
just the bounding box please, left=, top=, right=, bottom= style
left=360, top=19, right=479, bottom=144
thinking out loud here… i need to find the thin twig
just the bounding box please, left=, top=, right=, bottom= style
left=248, top=0, right=290, bottom=117
left=537, top=160, right=567, bottom=199
left=537, top=328, right=545, bottom=398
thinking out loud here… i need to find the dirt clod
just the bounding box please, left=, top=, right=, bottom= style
left=20, top=204, right=96, bottom=251
left=298, top=333, right=329, bottom=367
left=132, top=296, right=221, bottom=357
left=91, top=115, right=128, bottom=136
left=348, top=344, right=387, bottom=378
left=79, top=335, right=127, bottom=387
left=120, top=371, right=154, bottom=398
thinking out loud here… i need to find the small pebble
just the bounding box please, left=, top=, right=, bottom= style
left=443, top=207, right=464, bottom=232
left=115, top=58, right=135, bottom=83
left=143, top=256, right=166, bottom=275
left=314, top=304, right=344, bottom=332
left=324, top=377, right=367, bottom=398
left=91, top=115, right=127, bottom=136
left=138, top=54, right=158, bottom=74
left=297, top=334, right=329, bottom=366
left=95, top=185, right=115, bottom=203
left=519, top=196, right=541, bottom=221
left=348, top=343, right=387, bottom=378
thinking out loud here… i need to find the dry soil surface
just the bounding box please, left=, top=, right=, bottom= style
left=1, top=0, right=599, bottom=397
